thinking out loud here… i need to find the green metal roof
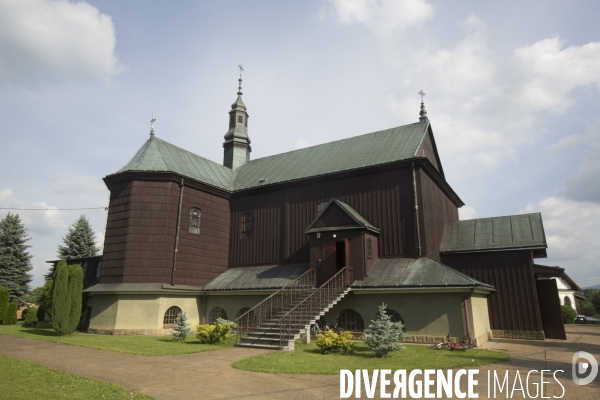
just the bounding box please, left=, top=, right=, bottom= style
left=440, top=213, right=547, bottom=254
left=233, top=122, right=428, bottom=190
left=305, top=199, right=380, bottom=234
left=112, top=136, right=234, bottom=190
left=109, top=122, right=429, bottom=192
left=204, top=263, right=309, bottom=291
left=352, top=257, right=494, bottom=289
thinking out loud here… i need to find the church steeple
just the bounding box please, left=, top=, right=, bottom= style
left=418, top=90, right=428, bottom=123
left=223, top=65, right=251, bottom=169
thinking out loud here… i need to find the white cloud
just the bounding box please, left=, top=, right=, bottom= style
left=323, top=0, right=434, bottom=35
left=520, top=197, right=600, bottom=283
left=293, top=139, right=312, bottom=150
left=53, top=176, right=106, bottom=195
left=458, top=206, right=477, bottom=220
left=380, top=17, right=600, bottom=167
left=0, top=188, right=67, bottom=236
left=0, top=0, right=120, bottom=88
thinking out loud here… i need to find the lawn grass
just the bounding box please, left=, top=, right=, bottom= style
left=0, top=322, right=235, bottom=356
left=0, top=354, right=155, bottom=399
left=232, top=341, right=510, bottom=375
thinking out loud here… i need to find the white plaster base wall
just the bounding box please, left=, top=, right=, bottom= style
left=88, top=294, right=201, bottom=335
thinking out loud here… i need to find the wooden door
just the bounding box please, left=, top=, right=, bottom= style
left=320, top=242, right=337, bottom=286
left=536, top=279, right=567, bottom=340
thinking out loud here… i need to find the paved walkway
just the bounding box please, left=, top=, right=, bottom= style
left=0, top=325, right=598, bottom=399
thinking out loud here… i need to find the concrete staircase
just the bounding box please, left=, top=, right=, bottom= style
left=236, top=287, right=351, bottom=350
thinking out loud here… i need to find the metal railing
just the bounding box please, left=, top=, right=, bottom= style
left=279, top=267, right=354, bottom=348
left=234, top=268, right=317, bottom=343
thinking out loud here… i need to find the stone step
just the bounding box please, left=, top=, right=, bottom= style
left=236, top=342, right=282, bottom=350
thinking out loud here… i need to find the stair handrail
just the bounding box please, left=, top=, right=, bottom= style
left=279, top=267, right=354, bottom=348
left=234, top=268, right=317, bottom=343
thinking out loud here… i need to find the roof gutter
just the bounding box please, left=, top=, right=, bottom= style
left=412, top=162, right=422, bottom=257
left=171, top=178, right=184, bottom=285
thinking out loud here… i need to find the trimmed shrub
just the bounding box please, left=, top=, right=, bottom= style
left=24, top=307, right=39, bottom=327
left=52, top=260, right=71, bottom=335
left=196, top=323, right=231, bottom=344
left=561, top=305, right=577, bottom=324
left=0, top=287, right=9, bottom=323
left=67, top=264, right=83, bottom=333
left=3, top=302, right=18, bottom=325
left=316, top=330, right=354, bottom=354
left=170, top=311, right=191, bottom=341
left=365, top=303, right=406, bottom=358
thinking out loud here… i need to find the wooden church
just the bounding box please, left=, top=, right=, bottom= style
left=83, top=77, right=567, bottom=348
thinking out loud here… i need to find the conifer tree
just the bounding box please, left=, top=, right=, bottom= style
left=170, top=311, right=191, bottom=341
left=0, top=213, right=33, bottom=305
left=57, top=215, right=100, bottom=259
left=52, top=260, right=71, bottom=335
left=67, top=264, right=83, bottom=333
left=0, top=287, right=9, bottom=323
left=3, top=301, right=18, bottom=325
left=365, top=303, right=406, bottom=358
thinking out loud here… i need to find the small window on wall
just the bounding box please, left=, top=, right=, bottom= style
left=237, top=307, right=250, bottom=318
left=237, top=115, right=244, bottom=123
left=164, top=306, right=182, bottom=326
left=95, top=261, right=102, bottom=279
left=209, top=307, right=228, bottom=323
left=564, top=296, right=572, bottom=307
left=317, top=201, right=328, bottom=213
left=367, top=238, right=373, bottom=258
left=337, top=309, right=364, bottom=332
left=241, top=213, right=253, bottom=238
left=189, top=207, right=201, bottom=235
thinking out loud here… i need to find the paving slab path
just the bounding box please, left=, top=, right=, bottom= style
left=1, top=325, right=599, bottom=399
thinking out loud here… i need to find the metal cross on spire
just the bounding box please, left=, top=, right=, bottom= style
left=237, top=64, right=244, bottom=95
left=418, top=90, right=428, bottom=122
left=150, top=113, right=156, bottom=136
left=418, top=90, right=426, bottom=103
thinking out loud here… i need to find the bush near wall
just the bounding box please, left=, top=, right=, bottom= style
left=0, top=287, right=9, bottom=323
left=3, top=302, right=18, bottom=325
left=196, top=323, right=231, bottom=344
left=561, top=305, right=577, bottom=324
left=23, top=307, right=39, bottom=327
left=316, top=330, right=354, bottom=354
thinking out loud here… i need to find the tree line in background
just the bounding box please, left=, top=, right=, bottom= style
left=0, top=213, right=98, bottom=332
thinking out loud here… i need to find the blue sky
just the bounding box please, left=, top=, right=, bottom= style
left=1, top=0, right=599, bottom=289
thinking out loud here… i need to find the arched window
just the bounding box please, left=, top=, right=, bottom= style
left=337, top=309, right=364, bottom=332
left=209, top=307, right=228, bottom=324
left=189, top=207, right=201, bottom=235
left=237, top=307, right=250, bottom=318
left=564, top=296, right=572, bottom=307
left=163, top=306, right=182, bottom=326
left=367, top=238, right=373, bottom=258
left=317, top=201, right=328, bottom=213
left=241, top=213, right=253, bottom=238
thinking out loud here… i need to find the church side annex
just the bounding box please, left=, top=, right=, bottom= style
left=83, top=73, right=567, bottom=348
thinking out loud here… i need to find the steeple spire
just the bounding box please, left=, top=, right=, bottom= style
left=418, top=90, right=428, bottom=122
left=223, top=65, right=251, bottom=169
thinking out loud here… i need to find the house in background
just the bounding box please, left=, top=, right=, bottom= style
left=80, top=78, right=571, bottom=348
left=533, top=264, right=583, bottom=314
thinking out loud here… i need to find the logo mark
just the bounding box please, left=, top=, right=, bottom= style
left=572, top=351, right=598, bottom=385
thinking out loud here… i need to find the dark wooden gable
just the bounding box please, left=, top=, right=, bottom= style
left=416, top=125, right=444, bottom=177
left=312, top=202, right=358, bottom=229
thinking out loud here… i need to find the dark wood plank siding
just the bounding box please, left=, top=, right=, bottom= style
left=229, top=167, right=417, bottom=266
left=418, top=167, right=459, bottom=260
left=102, top=180, right=179, bottom=284
left=416, top=130, right=440, bottom=171
left=440, top=250, right=543, bottom=332
left=101, top=179, right=230, bottom=286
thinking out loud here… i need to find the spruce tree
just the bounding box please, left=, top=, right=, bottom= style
left=170, top=311, right=191, bottom=341
left=0, top=213, right=33, bottom=305
left=3, top=301, right=17, bottom=325
left=52, top=260, right=71, bottom=335
left=67, top=264, right=83, bottom=333
left=0, top=287, right=9, bottom=323
left=57, top=215, right=100, bottom=259
left=365, top=303, right=406, bottom=358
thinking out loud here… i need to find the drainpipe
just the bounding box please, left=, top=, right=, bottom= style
left=411, top=162, right=422, bottom=257
left=463, top=289, right=474, bottom=342
left=171, top=178, right=184, bottom=285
